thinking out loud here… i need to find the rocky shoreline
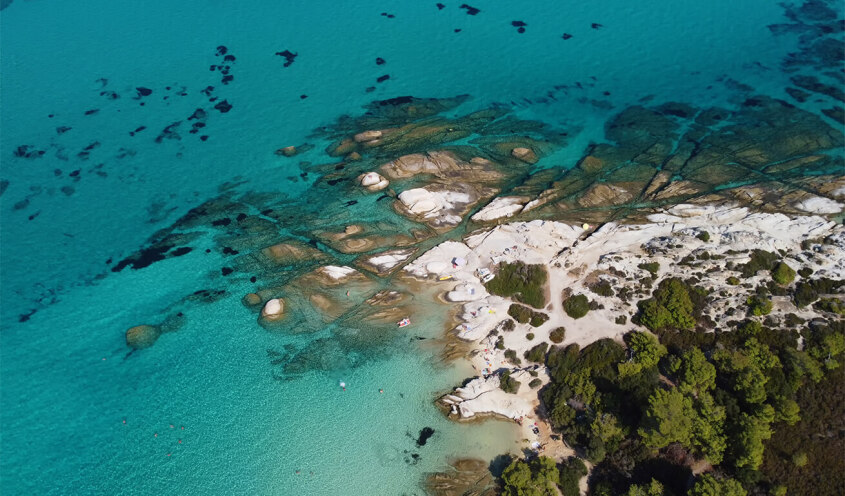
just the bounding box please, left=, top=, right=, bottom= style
left=403, top=204, right=844, bottom=488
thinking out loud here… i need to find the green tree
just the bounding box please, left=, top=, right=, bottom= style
left=771, top=262, right=796, bottom=285
left=690, top=393, right=727, bottom=464
left=638, top=278, right=696, bottom=331
left=689, top=474, right=747, bottom=496
left=501, top=456, right=559, bottom=496
left=558, top=457, right=587, bottom=496
left=732, top=409, right=773, bottom=469
left=619, top=332, right=667, bottom=378
left=773, top=396, right=800, bottom=425
left=627, top=479, right=665, bottom=496
left=746, top=295, right=773, bottom=316
left=591, top=412, right=624, bottom=445
left=549, top=400, right=576, bottom=431
left=639, top=388, right=694, bottom=448
left=714, top=350, right=768, bottom=405
left=676, top=348, right=716, bottom=395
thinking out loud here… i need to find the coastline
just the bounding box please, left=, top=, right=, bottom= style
left=404, top=202, right=845, bottom=489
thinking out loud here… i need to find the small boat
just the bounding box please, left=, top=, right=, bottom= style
left=397, top=318, right=411, bottom=328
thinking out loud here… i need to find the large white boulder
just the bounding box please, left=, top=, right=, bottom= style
left=261, top=298, right=285, bottom=320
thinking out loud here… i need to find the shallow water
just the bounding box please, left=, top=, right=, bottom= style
left=1, top=0, right=843, bottom=494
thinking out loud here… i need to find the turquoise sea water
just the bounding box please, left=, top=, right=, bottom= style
left=1, top=1, right=842, bottom=494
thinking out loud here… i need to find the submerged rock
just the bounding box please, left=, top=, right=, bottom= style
left=125, top=325, right=161, bottom=349
left=510, top=147, right=537, bottom=164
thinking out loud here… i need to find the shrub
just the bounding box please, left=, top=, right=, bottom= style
left=740, top=249, right=779, bottom=277
left=526, top=333, right=536, bottom=341
left=509, top=304, right=548, bottom=327
left=500, top=370, right=521, bottom=394
left=638, top=262, right=660, bottom=277
left=501, top=456, right=559, bottom=496
left=529, top=378, right=543, bottom=389
left=590, top=281, right=614, bottom=297
left=495, top=336, right=505, bottom=350
left=558, top=457, right=588, bottom=496
left=508, top=304, right=532, bottom=323
left=485, top=261, right=548, bottom=309
left=727, top=276, right=740, bottom=285
left=615, top=315, right=627, bottom=325
left=747, top=294, right=773, bottom=316
left=771, top=262, right=796, bottom=285
left=504, top=349, right=521, bottom=366
left=524, top=342, right=549, bottom=363
left=697, top=231, right=711, bottom=242
left=815, top=298, right=845, bottom=315
left=798, top=267, right=813, bottom=278
left=637, top=278, right=696, bottom=331
left=550, top=327, right=566, bottom=343
left=564, top=294, right=590, bottom=319
left=792, top=451, right=808, bottom=467
left=529, top=313, right=549, bottom=327
left=501, top=319, right=516, bottom=332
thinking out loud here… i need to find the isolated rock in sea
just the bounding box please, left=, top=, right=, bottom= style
left=125, top=325, right=161, bottom=349
left=399, top=188, right=442, bottom=214
left=511, top=147, right=538, bottom=164
left=277, top=146, right=297, bottom=157
left=242, top=292, right=262, bottom=307
left=358, top=172, right=390, bottom=191
left=354, top=130, right=383, bottom=142
left=261, top=298, right=285, bottom=320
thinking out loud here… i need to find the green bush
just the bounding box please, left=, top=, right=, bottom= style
left=747, top=294, right=773, bottom=316
left=485, top=261, right=548, bottom=309
left=638, top=262, right=660, bottom=277
left=771, top=262, right=796, bottom=285
left=495, top=336, right=505, bottom=350
left=525, top=342, right=549, bottom=363
left=504, top=349, right=522, bottom=366
left=792, top=451, right=808, bottom=467
left=637, top=278, right=696, bottom=331
left=550, top=327, right=566, bottom=343
left=740, top=249, right=779, bottom=277
left=500, top=456, right=559, bottom=496
left=500, top=370, right=521, bottom=394
left=798, top=267, right=813, bottom=278
left=501, top=319, right=516, bottom=332
left=529, top=378, right=543, bottom=389
left=727, top=276, right=740, bottom=286
left=697, top=231, right=711, bottom=242
left=509, top=303, right=549, bottom=327
left=590, top=281, right=614, bottom=297
left=558, top=457, right=588, bottom=496
left=526, top=333, right=536, bottom=341
left=564, top=294, right=590, bottom=319
left=815, top=298, right=845, bottom=316
left=615, top=315, right=627, bottom=325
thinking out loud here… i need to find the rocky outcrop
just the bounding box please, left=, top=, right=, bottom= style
left=261, top=298, right=285, bottom=320
left=439, top=371, right=535, bottom=420
left=794, top=196, right=843, bottom=214
left=357, top=172, right=390, bottom=192
left=511, top=147, right=538, bottom=164
left=471, top=197, right=528, bottom=222
left=357, top=248, right=416, bottom=275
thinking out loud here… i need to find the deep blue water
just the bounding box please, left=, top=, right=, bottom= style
left=1, top=0, right=842, bottom=494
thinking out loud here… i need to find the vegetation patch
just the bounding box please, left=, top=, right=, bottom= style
left=564, top=294, right=590, bottom=319
left=590, top=280, right=615, bottom=297
left=549, top=327, right=566, bottom=343
left=638, top=261, right=660, bottom=277
left=637, top=278, right=707, bottom=331
left=499, top=370, right=521, bottom=394
left=485, top=261, right=548, bottom=309
left=524, top=342, right=549, bottom=363
left=771, top=262, right=796, bottom=286
left=508, top=303, right=549, bottom=327
left=739, top=249, right=779, bottom=277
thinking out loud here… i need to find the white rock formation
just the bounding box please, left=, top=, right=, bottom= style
left=261, top=298, right=285, bottom=320
left=471, top=197, right=527, bottom=222
left=358, top=172, right=390, bottom=192
left=354, top=130, right=383, bottom=142
left=440, top=371, right=536, bottom=419
left=794, top=196, right=843, bottom=214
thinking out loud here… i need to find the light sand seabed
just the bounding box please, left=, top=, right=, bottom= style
left=404, top=203, right=845, bottom=465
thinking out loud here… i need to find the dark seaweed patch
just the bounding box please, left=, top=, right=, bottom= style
left=562, top=33, right=573, bottom=40
left=459, top=4, right=480, bottom=15
left=56, top=126, right=72, bottom=134
left=84, top=109, right=99, bottom=115
left=214, top=100, right=232, bottom=113
left=376, top=57, right=386, bottom=65
left=221, top=267, right=234, bottom=276
left=376, top=74, right=390, bottom=83
left=275, top=49, right=298, bottom=67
